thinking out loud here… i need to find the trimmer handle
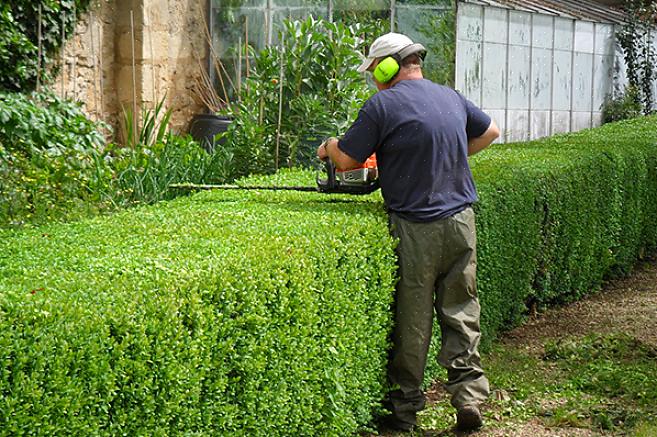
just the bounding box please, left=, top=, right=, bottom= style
left=323, top=158, right=337, bottom=190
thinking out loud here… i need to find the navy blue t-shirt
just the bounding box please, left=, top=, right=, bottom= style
left=338, top=79, right=491, bottom=222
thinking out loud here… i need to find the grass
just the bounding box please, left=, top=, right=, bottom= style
left=407, top=333, right=657, bottom=435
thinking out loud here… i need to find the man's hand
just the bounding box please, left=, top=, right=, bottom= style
left=316, top=137, right=362, bottom=170
left=316, top=137, right=337, bottom=161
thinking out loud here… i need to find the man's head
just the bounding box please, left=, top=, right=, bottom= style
left=357, top=33, right=426, bottom=89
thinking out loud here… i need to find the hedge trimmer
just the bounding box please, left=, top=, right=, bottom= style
left=170, top=154, right=379, bottom=195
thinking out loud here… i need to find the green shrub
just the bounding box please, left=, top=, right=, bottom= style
left=109, top=99, right=232, bottom=206
left=0, top=184, right=397, bottom=436
left=472, top=116, right=657, bottom=338
left=0, top=90, right=110, bottom=226
left=1, top=117, right=656, bottom=434
left=0, top=92, right=228, bottom=227
left=602, top=86, right=644, bottom=124
left=219, top=17, right=375, bottom=180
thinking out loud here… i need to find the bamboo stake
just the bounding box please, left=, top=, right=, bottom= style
left=72, top=2, right=77, bottom=101
left=258, top=93, right=264, bottom=125
left=37, top=4, right=42, bottom=92
left=275, top=35, right=285, bottom=171
left=99, top=16, right=104, bottom=116
left=61, top=10, right=66, bottom=98
left=244, top=16, right=250, bottom=95
left=147, top=7, right=157, bottom=106
left=90, top=11, right=99, bottom=117
left=200, top=8, right=234, bottom=107
left=237, top=36, right=242, bottom=98
left=130, top=10, right=138, bottom=146
left=245, top=16, right=250, bottom=78
left=193, top=55, right=226, bottom=112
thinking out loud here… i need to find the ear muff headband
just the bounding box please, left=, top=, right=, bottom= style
left=372, top=43, right=428, bottom=84
left=373, top=56, right=400, bottom=83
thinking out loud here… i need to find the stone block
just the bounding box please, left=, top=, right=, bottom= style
left=145, top=0, right=170, bottom=29
left=117, top=31, right=145, bottom=63
left=144, top=31, right=170, bottom=62
left=116, top=65, right=141, bottom=104
left=168, top=34, right=198, bottom=60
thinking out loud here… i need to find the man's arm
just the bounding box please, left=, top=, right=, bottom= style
left=316, top=137, right=363, bottom=170
left=468, top=120, right=500, bottom=156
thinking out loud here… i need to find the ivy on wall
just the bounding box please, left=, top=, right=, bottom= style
left=617, top=0, right=657, bottom=114
left=0, top=0, right=92, bottom=92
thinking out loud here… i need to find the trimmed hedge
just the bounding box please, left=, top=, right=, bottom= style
left=474, top=116, right=657, bottom=339
left=1, top=117, right=657, bottom=435
left=0, top=187, right=397, bottom=435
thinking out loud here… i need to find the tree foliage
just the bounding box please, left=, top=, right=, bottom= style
left=0, top=0, right=92, bottom=92
left=219, top=17, right=377, bottom=180
left=617, top=0, right=657, bottom=114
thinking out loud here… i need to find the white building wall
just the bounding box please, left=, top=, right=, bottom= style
left=456, top=2, right=618, bottom=143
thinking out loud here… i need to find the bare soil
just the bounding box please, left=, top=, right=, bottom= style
left=502, top=257, right=657, bottom=353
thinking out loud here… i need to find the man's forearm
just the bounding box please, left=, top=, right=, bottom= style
left=468, top=121, right=500, bottom=156
left=322, top=138, right=362, bottom=170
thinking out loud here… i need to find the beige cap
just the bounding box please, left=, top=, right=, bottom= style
left=357, top=32, right=416, bottom=73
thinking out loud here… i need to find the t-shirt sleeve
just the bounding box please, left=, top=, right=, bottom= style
left=337, top=106, right=380, bottom=164
left=460, top=94, right=492, bottom=139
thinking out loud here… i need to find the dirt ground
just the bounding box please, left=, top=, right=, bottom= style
left=501, top=257, right=657, bottom=352
left=373, top=256, right=657, bottom=437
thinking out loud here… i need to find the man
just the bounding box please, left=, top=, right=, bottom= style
left=317, top=33, right=500, bottom=432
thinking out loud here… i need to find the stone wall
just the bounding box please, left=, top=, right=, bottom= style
left=55, top=0, right=208, bottom=136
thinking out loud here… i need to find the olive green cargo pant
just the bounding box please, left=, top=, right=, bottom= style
left=386, top=207, right=489, bottom=427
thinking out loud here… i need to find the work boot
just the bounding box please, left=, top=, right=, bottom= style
left=378, top=414, right=415, bottom=433
left=456, top=404, right=483, bottom=431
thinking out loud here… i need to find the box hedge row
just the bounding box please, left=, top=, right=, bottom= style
left=1, top=116, right=656, bottom=435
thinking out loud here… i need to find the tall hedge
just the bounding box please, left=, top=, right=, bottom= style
left=1, top=117, right=656, bottom=435
left=470, top=117, right=657, bottom=344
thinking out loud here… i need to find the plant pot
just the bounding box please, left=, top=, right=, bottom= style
left=189, top=114, right=232, bottom=153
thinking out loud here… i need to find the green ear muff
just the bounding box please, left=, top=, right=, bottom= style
left=373, top=56, right=400, bottom=83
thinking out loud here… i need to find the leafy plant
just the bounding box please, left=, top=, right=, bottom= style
left=602, top=85, right=644, bottom=123
left=219, top=17, right=376, bottom=180
left=0, top=90, right=110, bottom=226
left=617, top=0, right=657, bottom=114
left=109, top=99, right=233, bottom=205
left=0, top=91, right=232, bottom=227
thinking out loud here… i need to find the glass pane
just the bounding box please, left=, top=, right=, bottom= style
left=272, top=0, right=326, bottom=6
left=212, top=4, right=266, bottom=101
left=270, top=5, right=328, bottom=44
left=213, top=8, right=267, bottom=57
left=396, top=5, right=455, bottom=86
left=334, top=0, right=391, bottom=11
left=215, top=0, right=266, bottom=8
left=333, top=0, right=391, bottom=35
left=271, top=6, right=328, bottom=25
left=396, top=0, right=451, bottom=5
